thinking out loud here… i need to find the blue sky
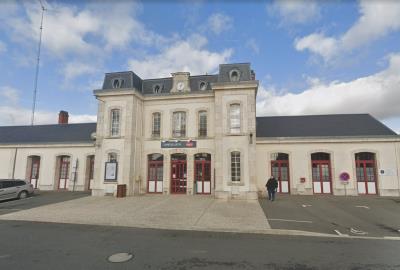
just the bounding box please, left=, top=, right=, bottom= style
left=0, top=0, right=399, bottom=133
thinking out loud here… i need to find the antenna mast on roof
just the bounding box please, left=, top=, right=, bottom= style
left=31, top=0, right=46, bottom=125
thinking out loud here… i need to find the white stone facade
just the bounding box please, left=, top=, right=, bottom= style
left=1, top=63, right=399, bottom=198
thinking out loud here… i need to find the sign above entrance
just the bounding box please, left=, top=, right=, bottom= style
left=161, top=140, right=197, bottom=148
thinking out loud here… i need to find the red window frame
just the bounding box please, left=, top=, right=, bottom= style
left=170, top=158, right=187, bottom=194
left=194, top=159, right=211, bottom=195
left=29, top=156, right=41, bottom=189
left=311, top=160, right=332, bottom=194
left=147, top=160, right=164, bottom=194
left=58, top=156, right=70, bottom=189
left=88, top=156, right=95, bottom=190
left=355, top=159, right=378, bottom=195
left=270, top=160, right=290, bottom=194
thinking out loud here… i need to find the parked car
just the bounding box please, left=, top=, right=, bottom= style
left=0, top=179, right=34, bottom=201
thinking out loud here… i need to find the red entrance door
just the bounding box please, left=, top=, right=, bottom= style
left=356, top=160, right=377, bottom=195
left=30, top=156, right=40, bottom=189
left=58, top=156, right=70, bottom=189
left=171, top=154, right=187, bottom=194
left=194, top=154, right=211, bottom=194
left=312, top=161, right=332, bottom=194
left=271, top=160, right=290, bottom=193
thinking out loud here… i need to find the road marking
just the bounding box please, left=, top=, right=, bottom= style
left=350, top=227, right=368, bottom=235
left=334, top=230, right=349, bottom=236
left=269, top=218, right=313, bottom=223
left=384, top=236, right=400, bottom=240
left=355, top=205, right=370, bottom=209
left=302, top=204, right=312, bottom=208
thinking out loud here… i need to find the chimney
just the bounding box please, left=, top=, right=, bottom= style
left=58, top=110, right=69, bottom=124
left=251, top=70, right=256, bottom=80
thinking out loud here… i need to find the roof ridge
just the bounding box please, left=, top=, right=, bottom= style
left=0, top=122, right=97, bottom=128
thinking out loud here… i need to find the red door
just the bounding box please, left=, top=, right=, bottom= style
left=356, top=160, right=377, bottom=195
left=148, top=160, right=163, bottom=193
left=312, top=161, right=332, bottom=194
left=58, top=156, right=70, bottom=189
left=271, top=160, right=290, bottom=194
left=30, top=157, right=40, bottom=189
left=171, top=154, right=187, bottom=194
left=195, top=159, right=211, bottom=194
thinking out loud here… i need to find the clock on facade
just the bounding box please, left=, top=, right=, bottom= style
left=177, top=82, right=184, bottom=91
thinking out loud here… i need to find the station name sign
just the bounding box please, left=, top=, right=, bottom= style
left=161, top=140, right=197, bottom=148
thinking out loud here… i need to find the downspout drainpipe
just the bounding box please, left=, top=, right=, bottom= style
left=395, top=142, right=400, bottom=197
left=12, top=147, right=18, bottom=179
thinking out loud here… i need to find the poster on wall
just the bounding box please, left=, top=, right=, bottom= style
left=104, top=162, right=118, bottom=181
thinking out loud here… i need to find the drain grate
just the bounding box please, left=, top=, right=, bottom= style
left=108, top=252, right=133, bottom=263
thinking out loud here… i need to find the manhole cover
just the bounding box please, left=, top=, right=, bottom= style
left=108, top=252, right=133, bottom=263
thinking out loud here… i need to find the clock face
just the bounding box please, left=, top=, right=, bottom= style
left=177, top=82, right=184, bottom=91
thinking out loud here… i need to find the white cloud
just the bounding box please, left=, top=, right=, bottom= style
left=0, top=41, right=6, bottom=53
left=246, top=39, right=260, bottom=54
left=3, top=1, right=164, bottom=57
left=128, top=35, right=233, bottom=78
left=294, top=33, right=338, bottom=61
left=206, top=13, right=233, bottom=35
left=0, top=86, right=19, bottom=105
left=256, top=52, right=400, bottom=120
left=295, top=1, right=400, bottom=61
left=64, top=61, right=99, bottom=81
left=268, top=0, right=320, bottom=25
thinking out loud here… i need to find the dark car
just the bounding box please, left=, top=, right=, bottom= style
left=0, top=179, right=34, bottom=201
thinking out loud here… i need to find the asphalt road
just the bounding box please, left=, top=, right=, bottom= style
left=0, top=220, right=400, bottom=270
left=259, top=195, right=400, bottom=238
left=0, top=191, right=90, bottom=215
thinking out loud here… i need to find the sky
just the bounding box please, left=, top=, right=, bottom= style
left=0, top=0, right=399, bottom=133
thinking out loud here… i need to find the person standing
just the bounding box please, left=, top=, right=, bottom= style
left=266, top=176, right=278, bottom=201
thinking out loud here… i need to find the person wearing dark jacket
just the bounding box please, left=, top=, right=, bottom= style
left=266, top=176, right=278, bottom=201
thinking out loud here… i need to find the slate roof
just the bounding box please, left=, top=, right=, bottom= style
left=100, top=63, right=253, bottom=95
left=0, top=123, right=97, bottom=145
left=256, top=114, right=398, bottom=138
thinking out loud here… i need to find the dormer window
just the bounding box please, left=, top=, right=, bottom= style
left=112, top=78, right=124, bottom=89
left=199, top=81, right=207, bottom=91
left=229, top=69, right=240, bottom=82
left=153, top=84, right=162, bottom=94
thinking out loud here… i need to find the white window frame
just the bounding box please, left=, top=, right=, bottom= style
left=152, top=112, right=161, bottom=138
left=172, top=111, right=186, bottom=138
left=231, top=151, right=241, bottom=182
left=229, top=104, right=241, bottom=134
left=198, top=110, right=207, bottom=137
left=110, top=109, right=121, bottom=137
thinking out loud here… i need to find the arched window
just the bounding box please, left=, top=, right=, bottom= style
left=229, top=69, right=240, bottom=82
left=148, top=154, right=163, bottom=193
left=173, top=111, right=186, bottom=138
left=199, top=81, right=207, bottom=91
left=229, top=104, right=241, bottom=134
left=198, top=110, right=207, bottom=137
left=231, top=151, right=241, bottom=182
left=311, top=152, right=332, bottom=194
left=110, top=109, right=120, bottom=137
left=270, top=153, right=290, bottom=193
left=355, top=152, right=377, bottom=195
left=152, top=112, right=161, bottom=137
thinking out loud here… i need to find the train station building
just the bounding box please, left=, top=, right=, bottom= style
left=1, top=63, right=399, bottom=198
